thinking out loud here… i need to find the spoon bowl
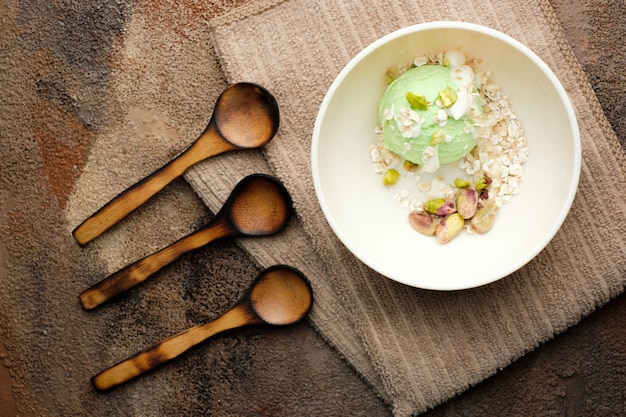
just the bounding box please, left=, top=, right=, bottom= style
left=72, top=83, right=280, bottom=245
left=213, top=82, right=280, bottom=148
left=228, top=174, right=293, bottom=235
left=79, top=174, right=292, bottom=310
left=91, top=265, right=313, bottom=392
left=249, top=265, right=313, bottom=325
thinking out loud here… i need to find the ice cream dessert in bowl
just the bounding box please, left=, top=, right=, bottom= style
left=371, top=49, right=530, bottom=244
left=311, top=22, right=580, bottom=290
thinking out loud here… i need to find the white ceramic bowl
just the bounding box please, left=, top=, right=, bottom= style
left=311, top=21, right=580, bottom=290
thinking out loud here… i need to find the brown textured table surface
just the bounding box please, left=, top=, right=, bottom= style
left=1, top=0, right=625, bottom=415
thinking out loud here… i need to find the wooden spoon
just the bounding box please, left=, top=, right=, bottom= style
left=72, top=83, right=280, bottom=245
left=79, top=174, right=292, bottom=310
left=91, top=265, right=313, bottom=392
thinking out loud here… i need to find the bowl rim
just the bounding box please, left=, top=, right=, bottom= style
left=311, top=21, right=581, bottom=290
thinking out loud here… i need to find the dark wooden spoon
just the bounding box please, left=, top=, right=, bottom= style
left=79, top=174, right=292, bottom=310
left=91, top=265, right=313, bottom=392
left=72, top=83, right=280, bottom=245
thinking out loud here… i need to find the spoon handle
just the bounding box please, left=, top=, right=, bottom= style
left=79, top=216, right=234, bottom=310
left=72, top=127, right=237, bottom=246
left=92, top=305, right=261, bottom=392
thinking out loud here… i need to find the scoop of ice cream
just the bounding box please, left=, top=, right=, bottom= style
left=378, top=59, right=481, bottom=172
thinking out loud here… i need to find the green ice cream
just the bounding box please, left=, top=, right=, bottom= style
left=378, top=63, right=481, bottom=172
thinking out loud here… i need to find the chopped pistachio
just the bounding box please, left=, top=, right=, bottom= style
left=430, top=130, right=446, bottom=145
left=454, top=178, right=470, bottom=189
left=475, top=175, right=493, bottom=191
left=383, top=169, right=400, bottom=186
left=406, top=92, right=429, bottom=110
left=403, top=160, right=419, bottom=172
left=385, top=68, right=401, bottom=84
left=438, top=86, right=457, bottom=108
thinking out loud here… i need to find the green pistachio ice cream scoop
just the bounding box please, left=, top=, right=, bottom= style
left=378, top=62, right=482, bottom=172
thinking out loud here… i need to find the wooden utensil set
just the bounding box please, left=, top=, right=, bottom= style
left=74, top=84, right=312, bottom=391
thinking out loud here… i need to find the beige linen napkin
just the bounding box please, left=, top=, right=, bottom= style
left=185, top=0, right=626, bottom=415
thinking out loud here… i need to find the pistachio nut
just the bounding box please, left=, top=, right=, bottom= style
left=470, top=205, right=497, bottom=234
left=383, top=168, right=400, bottom=186
left=457, top=188, right=479, bottom=219
left=406, top=92, right=429, bottom=110
left=386, top=68, right=401, bottom=84
left=454, top=178, right=470, bottom=189
left=423, top=198, right=456, bottom=216
left=475, top=176, right=492, bottom=191
left=479, top=188, right=489, bottom=200
left=403, top=160, right=419, bottom=172
left=435, top=213, right=464, bottom=244
left=430, top=130, right=446, bottom=145
left=438, top=86, right=458, bottom=108
left=408, top=211, right=438, bottom=236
